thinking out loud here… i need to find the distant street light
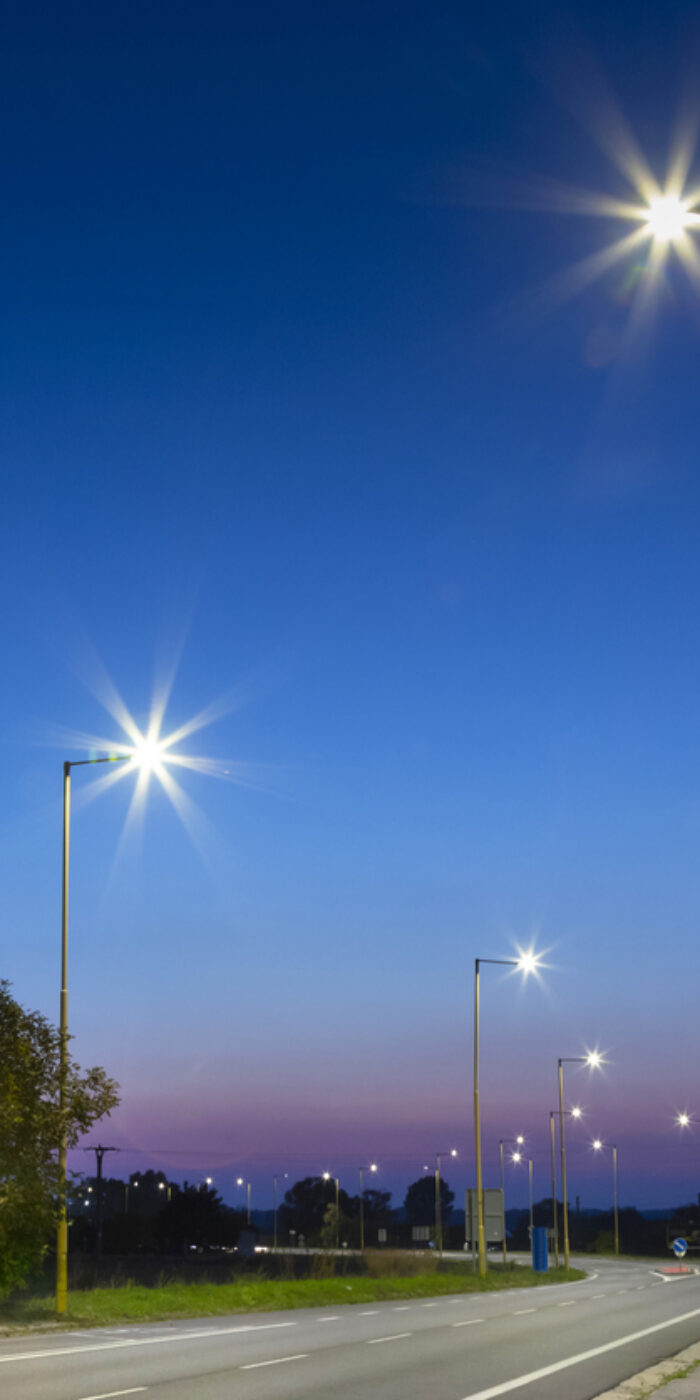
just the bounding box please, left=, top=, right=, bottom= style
left=592, top=1140, right=619, bottom=1255
left=499, top=1137, right=525, bottom=1265
left=358, top=1163, right=378, bottom=1252
left=434, top=1150, right=457, bottom=1256
left=272, top=1173, right=288, bottom=1251
left=549, top=1107, right=582, bottom=1268
left=322, top=1172, right=340, bottom=1249
left=511, top=1152, right=534, bottom=1249
left=474, top=952, right=542, bottom=1277
left=236, top=1177, right=252, bottom=1224
left=558, top=1054, right=605, bottom=1268
left=677, top=1112, right=692, bottom=1129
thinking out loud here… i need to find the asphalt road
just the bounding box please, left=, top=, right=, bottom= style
left=3, top=1258, right=700, bottom=1400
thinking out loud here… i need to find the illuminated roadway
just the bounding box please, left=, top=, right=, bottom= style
left=3, top=1259, right=700, bottom=1400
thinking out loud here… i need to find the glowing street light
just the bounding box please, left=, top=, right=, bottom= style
left=645, top=195, right=691, bottom=243
left=499, top=1136, right=525, bottom=1266
left=592, top=1139, right=619, bottom=1256
left=474, top=951, right=543, bottom=1277
left=510, top=1152, right=534, bottom=1248
left=548, top=1107, right=583, bottom=1268
left=677, top=1112, right=692, bottom=1129
left=435, top=1150, right=457, bottom=1256
left=557, top=1053, right=606, bottom=1269
left=236, top=1177, right=252, bottom=1224
left=322, top=1172, right=340, bottom=1249
left=358, top=1163, right=378, bottom=1252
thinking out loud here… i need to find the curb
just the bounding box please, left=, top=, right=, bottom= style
left=593, top=1341, right=700, bottom=1398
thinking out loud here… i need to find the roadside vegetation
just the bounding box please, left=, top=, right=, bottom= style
left=0, top=1256, right=584, bottom=1333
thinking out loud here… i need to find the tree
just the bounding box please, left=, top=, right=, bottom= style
left=0, top=980, right=119, bottom=1298
left=279, top=1176, right=353, bottom=1242
left=404, top=1176, right=455, bottom=1228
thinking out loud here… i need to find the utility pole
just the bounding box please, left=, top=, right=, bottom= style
left=84, top=1145, right=119, bottom=1258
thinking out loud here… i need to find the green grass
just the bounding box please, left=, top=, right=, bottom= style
left=0, top=1265, right=584, bottom=1333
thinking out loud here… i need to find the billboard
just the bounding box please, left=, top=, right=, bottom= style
left=465, top=1188, right=504, bottom=1245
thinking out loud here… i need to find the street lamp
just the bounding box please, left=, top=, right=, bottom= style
left=358, top=1163, right=378, bottom=1252
left=322, top=1172, right=340, bottom=1249
left=592, top=1140, right=619, bottom=1255
left=548, top=1107, right=582, bottom=1268
left=474, top=951, right=542, bottom=1277
left=557, top=1053, right=604, bottom=1269
left=56, top=749, right=137, bottom=1314
left=499, top=1136, right=524, bottom=1265
left=510, top=1153, right=534, bottom=1250
left=435, top=1150, right=457, bottom=1256
left=677, top=1112, right=692, bottom=1129
left=237, top=1177, right=252, bottom=1223
left=272, top=1173, right=288, bottom=1251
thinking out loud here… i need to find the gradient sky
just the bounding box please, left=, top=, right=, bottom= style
left=3, top=1, right=700, bottom=1214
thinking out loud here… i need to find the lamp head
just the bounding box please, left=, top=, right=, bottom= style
left=370, top=1163, right=378, bottom=1173
left=236, top=1177, right=244, bottom=1186
left=322, top=1172, right=331, bottom=1181
left=516, top=949, right=542, bottom=978
left=450, top=1148, right=458, bottom=1158
left=646, top=194, right=689, bottom=242
left=585, top=1051, right=603, bottom=1069
left=677, top=1112, right=691, bottom=1129
left=592, top=1138, right=603, bottom=1151
left=131, top=734, right=166, bottom=772
left=571, top=1106, right=582, bottom=1119
left=511, top=1151, right=522, bottom=1163
left=516, top=1134, right=525, bottom=1145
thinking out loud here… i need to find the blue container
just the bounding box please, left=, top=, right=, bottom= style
left=532, top=1226, right=548, bottom=1273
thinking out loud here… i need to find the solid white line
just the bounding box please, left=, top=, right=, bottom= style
left=241, top=1354, right=308, bottom=1371
left=0, top=1321, right=296, bottom=1365
left=453, top=1319, right=484, bottom=1327
left=367, top=1333, right=412, bottom=1345
left=78, top=1391, right=147, bottom=1400
left=459, top=1304, right=700, bottom=1400
left=513, top=1308, right=535, bottom=1315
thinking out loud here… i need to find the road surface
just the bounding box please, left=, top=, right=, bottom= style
left=3, top=1258, right=700, bottom=1400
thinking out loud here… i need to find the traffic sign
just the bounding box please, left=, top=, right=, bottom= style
left=672, top=1237, right=688, bottom=1258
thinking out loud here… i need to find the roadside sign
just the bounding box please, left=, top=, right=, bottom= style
left=672, top=1238, right=688, bottom=1258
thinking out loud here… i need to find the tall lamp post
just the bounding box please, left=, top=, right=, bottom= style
left=592, top=1140, right=619, bottom=1256
left=322, top=1172, right=340, bottom=1249
left=499, top=1136, right=524, bottom=1265
left=557, top=1053, right=603, bottom=1269
left=511, top=1152, right=534, bottom=1249
left=358, top=1163, right=378, bottom=1252
left=56, top=751, right=133, bottom=1315
left=236, top=1177, right=252, bottom=1224
left=435, top=1150, right=457, bottom=1255
left=548, top=1106, right=581, bottom=1269
left=474, top=952, right=541, bottom=1278
left=272, top=1173, right=288, bottom=1251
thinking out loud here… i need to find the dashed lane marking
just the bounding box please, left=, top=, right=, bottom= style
left=453, top=1320, right=484, bottom=1327
left=367, top=1333, right=412, bottom=1345
left=558, top=1301, right=577, bottom=1307
left=317, top=1316, right=340, bottom=1322
left=241, top=1355, right=309, bottom=1371
left=0, top=1321, right=297, bottom=1365
left=513, top=1308, right=535, bottom=1315
left=359, top=1311, right=379, bottom=1316
left=393, top=1305, right=411, bottom=1311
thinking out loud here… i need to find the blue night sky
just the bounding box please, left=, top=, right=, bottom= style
left=3, top=1, right=700, bottom=1212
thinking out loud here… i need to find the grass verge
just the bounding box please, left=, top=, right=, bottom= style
left=0, top=1264, right=584, bottom=1333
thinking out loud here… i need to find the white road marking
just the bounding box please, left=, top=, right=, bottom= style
left=558, top=1301, right=576, bottom=1307
left=513, top=1308, right=535, bottom=1315
left=453, top=1319, right=484, bottom=1327
left=359, top=1311, right=379, bottom=1316
left=591, top=1293, right=605, bottom=1299
left=423, top=1301, right=438, bottom=1307
left=241, top=1354, right=308, bottom=1371
left=367, top=1332, right=412, bottom=1345
left=0, top=1321, right=296, bottom=1365
left=393, top=1305, right=411, bottom=1311
left=317, top=1316, right=340, bottom=1322
left=78, top=1391, right=147, bottom=1400
left=459, top=1304, right=700, bottom=1400
left=617, top=1289, right=628, bottom=1294
left=636, top=1286, right=646, bottom=1291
